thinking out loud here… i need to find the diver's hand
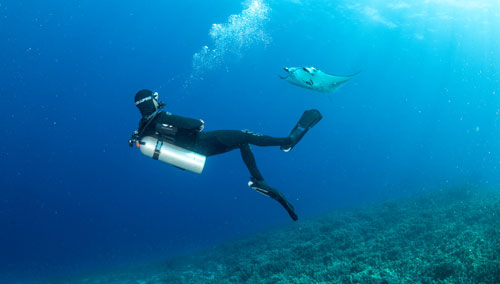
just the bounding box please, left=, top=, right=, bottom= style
left=197, top=119, right=205, bottom=132
left=128, top=130, right=139, bottom=147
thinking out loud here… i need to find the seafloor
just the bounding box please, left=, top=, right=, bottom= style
left=46, top=187, right=500, bottom=284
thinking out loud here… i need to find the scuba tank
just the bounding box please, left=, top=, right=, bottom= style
left=129, top=103, right=206, bottom=174
left=138, top=136, right=206, bottom=174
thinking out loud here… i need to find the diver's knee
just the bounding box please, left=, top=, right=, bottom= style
left=241, top=129, right=263, bottom=136
left=240, top=143, right=251, bottom=151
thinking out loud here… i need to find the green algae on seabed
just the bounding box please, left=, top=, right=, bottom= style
left=45, top=187, right=500, bottom=284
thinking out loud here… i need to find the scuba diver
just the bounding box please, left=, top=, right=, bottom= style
left=129, top=89, right=322, bottom=221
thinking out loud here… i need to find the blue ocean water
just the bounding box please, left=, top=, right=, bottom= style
left=1, top=0, right=499, bottom=282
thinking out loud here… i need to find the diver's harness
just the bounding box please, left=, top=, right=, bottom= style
left=128, top=102, right=166, bottom=147
left=128, top=104, right=206, bottom=174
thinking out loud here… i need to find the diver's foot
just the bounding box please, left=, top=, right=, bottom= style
left=281, top=109, right=322, bottom=152
left=248, top=178, right=298, bottom=221
left=248, top=178, right=273, bottom=197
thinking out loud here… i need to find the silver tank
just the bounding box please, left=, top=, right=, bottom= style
left=139, top=136, right=206, bottom=174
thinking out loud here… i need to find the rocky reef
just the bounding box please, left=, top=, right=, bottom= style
left=47, top=187, right=500, bottom=283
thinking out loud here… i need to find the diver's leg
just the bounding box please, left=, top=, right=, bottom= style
left=194, top=131, right=233, bottom=156
left=195, top=131, right=298, bottom=221
left=195, top=130, right=289, bottom=156
left=240, top=144, right=264, bottom=181
left=198, top=109, right=322, bottom=154
left=196, top=132, right=270, bottom=179
left=217, top=130, right=291, bottom=148
left=240, top=143, right=298, bottom=221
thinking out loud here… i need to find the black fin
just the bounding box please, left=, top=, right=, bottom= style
left=249, top=178, right=298, bottom=221
left=281, top=109, right=322, bottom=152
left=297, top=109, right=322, bottom=129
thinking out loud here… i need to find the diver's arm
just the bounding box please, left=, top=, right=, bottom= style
left=163, top=113, right=204, bottom=131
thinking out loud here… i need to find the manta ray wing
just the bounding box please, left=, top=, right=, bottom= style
left=312, top=70, right=355, bottom=93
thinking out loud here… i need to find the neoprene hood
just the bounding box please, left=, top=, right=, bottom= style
left=134, top=89, right=157, bottom=117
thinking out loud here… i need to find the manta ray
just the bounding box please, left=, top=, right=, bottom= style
left=279, top=67, right=357, bottom=93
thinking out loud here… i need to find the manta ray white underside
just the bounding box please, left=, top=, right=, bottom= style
left=280, top=67, right=357, bottom=93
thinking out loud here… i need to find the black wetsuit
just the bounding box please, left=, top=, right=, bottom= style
left=138, top=111, right=291, bottom=181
